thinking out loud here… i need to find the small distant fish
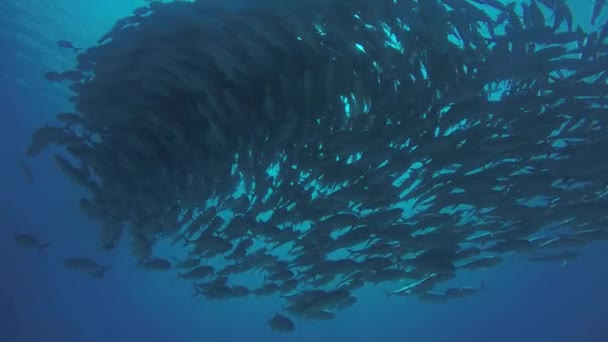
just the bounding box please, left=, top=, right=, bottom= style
left=14, top=233, right=50, bottom=252
left=136, top=257, right=172, bottom=271
left=268, top=313, right=295, bottom=332
left=63, top=257, right=110, bottom=278
left=56, top=40, right=81, bottom=52
left=17, top=159, right=34, bottom=184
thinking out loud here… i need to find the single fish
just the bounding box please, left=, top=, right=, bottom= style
left=14, top=233, right=50, bottom=252
left=268, top=313, right=295, bottom=332
left=56, top=40, right=81, bottom=52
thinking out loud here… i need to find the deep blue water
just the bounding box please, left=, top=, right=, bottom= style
left=1, top=1, right=607, bottom=342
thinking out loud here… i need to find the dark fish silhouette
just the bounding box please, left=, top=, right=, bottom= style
left=14, top=233, right=50, bottom=252
left=56, top=40, right=81, bottom=52
left=268, top=313, right=295, bottom=332
left=27, top=0, right=608, bottom=330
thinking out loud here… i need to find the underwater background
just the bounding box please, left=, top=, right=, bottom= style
left=1, top=0, right=608, bottom=341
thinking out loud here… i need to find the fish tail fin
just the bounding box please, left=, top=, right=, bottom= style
left=384, top=290, right=392, bottom=299
left=38, top=243, right=51, bottom=252
left=97, top=265, right=111, bottom=278
left=191, top=282, right=203, bottom=297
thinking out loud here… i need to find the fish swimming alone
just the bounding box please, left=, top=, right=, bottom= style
left=56, top=40, right=81, bottom=52
left=268, top=313, right=295, bottom=332
left=14, top=233, right=49, bottom=252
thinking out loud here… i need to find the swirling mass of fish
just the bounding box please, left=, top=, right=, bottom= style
left=21, top=0, right=608, bottom=332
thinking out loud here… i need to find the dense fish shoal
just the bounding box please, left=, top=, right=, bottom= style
left=25, top=0, right=608, bottom=331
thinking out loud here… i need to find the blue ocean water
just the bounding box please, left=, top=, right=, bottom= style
left=1, top=1, right=607, bottom=341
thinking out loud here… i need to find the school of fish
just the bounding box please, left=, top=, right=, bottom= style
left=19, top=0, right=608, bottom=332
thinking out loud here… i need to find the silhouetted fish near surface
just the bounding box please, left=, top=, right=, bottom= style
left=56, top=40, right=81, bottom=52
left=14, top=233, right=49, bottom=252
left=268, top=313, right=295, bottom=332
